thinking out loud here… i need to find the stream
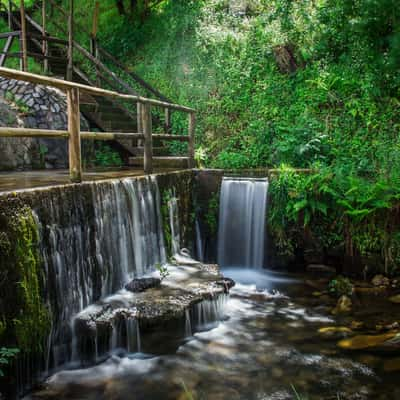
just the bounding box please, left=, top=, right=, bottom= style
left=28, top=268, right=400, bottom=400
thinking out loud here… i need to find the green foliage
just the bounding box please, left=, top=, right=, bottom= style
left=0, top=347, right=19, bottom=377
left=4, top=91, right=31, bottom=115
left=205, top=192, right=219, bottom=235
left=92, top=143, right=123, bottom=167
left=268, top=165, right=400, bottom=273
left=328, top=276, right=354, bottom=298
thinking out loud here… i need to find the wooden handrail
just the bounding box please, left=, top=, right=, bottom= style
left=0, top=67, right=196, bottom=112
left=0, top=67, right=196, bottom=181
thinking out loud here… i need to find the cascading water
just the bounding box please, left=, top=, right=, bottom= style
left=218, top=177, right=268, bottom=269
left=168, top=189, right=181, bottom=255
left=34, top=176, right=166, bottom=370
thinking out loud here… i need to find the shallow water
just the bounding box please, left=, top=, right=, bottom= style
left=28, top=269, right=400, bottom=400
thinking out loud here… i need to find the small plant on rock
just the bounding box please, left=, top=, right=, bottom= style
left=328, top=276, right=354, bottom=297
left=0, top=347, right=19, bottom=377
left=155, top=263, right=169, bottom=281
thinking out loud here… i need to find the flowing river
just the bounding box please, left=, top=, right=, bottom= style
left=28, top=268, right=400, bottom=400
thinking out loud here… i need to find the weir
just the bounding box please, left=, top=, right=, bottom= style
left=0, top=170, right=238, bottom=398
left=217, top=177, right=269, bottom=269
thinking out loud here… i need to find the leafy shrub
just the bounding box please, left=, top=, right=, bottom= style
left=92, top=143, right=123, bottom=167
left=328, top=276, right=354, bottom=297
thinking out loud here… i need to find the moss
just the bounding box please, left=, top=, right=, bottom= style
left=205, top=192, right=219, bottom=235
left=0, top=202, right=50, bottom=353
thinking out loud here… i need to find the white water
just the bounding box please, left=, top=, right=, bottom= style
left=167, top=190, right=181, bottom=255
left=217, top=177, right=268, bottom=268
left=195, top=218, right=204, bottom=262
left=34, top=176, right=166, bottom=370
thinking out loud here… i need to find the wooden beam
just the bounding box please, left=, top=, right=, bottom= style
left=67, top=0, right=74, bottom=81
left=67, top=87, right=82, bottom=182
left=0, top=36, right=14, bottom=67
left=42, top=0, right=48, bottom=73
left=164, top=108, right=171, bottom=134
left=97, top=46, right=172, bottom=102
left=188, top=112, right=195, bottom=168
left=152, top=134, right=189, bottom=141
left=19, top=0, right=28, bottom=71
left=74, top=42, right=138, bottom=95
left=137, top=102, right=143, bottom=146
left=81, top=132, right=144, bottom=140
left=142, top=103, right=153, bottom=174
left=0, top=31, right=21, bottom=39
left=0, top=127, right=69, bottom=138
left=0, top=127, right=143, bottom=140
left=8, top=0, right=13, bottom=30
left=0, top=67, right=196, bottom=113
left=91, top=1, right=100, bottom=39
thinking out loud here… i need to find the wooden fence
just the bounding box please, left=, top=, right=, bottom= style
left=0, top=67, right=196, bottom=182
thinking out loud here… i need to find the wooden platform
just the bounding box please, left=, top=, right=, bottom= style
left=0, top=168, right=186, bottom=193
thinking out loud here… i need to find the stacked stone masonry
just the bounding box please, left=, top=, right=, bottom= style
left=0, top=77, right=89, bottom=170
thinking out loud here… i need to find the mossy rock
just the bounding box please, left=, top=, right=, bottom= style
left=0, top=197, right=50, bottom=353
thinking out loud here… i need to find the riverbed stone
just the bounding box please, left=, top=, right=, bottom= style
left=371, top=274, right=390, bottom=287
left=332, top=295, right=352, bottom=315
left=337, top=332, right=400, bottom=351
left=389, top=294, right=400, bottom=304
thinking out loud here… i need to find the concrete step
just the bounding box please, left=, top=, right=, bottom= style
left=128, top=156, right=189, bottom=169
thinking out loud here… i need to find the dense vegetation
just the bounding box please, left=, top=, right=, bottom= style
left=87, top=0, right=400, bottom=274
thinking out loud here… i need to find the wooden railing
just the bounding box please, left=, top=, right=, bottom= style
left=0, top=0, right=177, bottom=136
left=0, top=67, right=196, bottom=182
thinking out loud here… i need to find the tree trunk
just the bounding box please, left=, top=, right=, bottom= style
left=116, top=0, right=125, bottom=15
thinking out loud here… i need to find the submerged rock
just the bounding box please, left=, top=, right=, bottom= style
left=332, top=295, right=352, bottom=315
left=384, top=357, right=400, bottom=372
left=125, top=277, right=161, bottom=293
left=318, top=326, right=353, bottom=338
left=389, top=294, right=400, bottom=304
left=371, top=275, right=390, bottom=287
left=338, top=332, right=400, bottom=351
left=215, top=277, right=235, bottom=293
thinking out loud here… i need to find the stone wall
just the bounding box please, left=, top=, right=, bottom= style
left=0, top=77, right=89, bottom=170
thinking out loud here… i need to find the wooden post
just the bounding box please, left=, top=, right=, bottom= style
left=91, top=1, right=100, bottom=44
left=8, top=0, right=13, bottom=30
left=42, top=0, right=48, bottom=74
left=188, top=112, right=195, bottom=168
left=67, top=0, right=74, bottom=81
left=142, top=102, right=153, bottom=174
left=67, top=87, right=82, bottom=182
left=19, top=0, right=28, bottom=72
left=137, top=102, right=143, bottom=147
left=164, top=107, right=171, bottom=134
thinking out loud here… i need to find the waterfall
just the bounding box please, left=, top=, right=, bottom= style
left=34, top=176, right=166, bottom=369
left=168, top=190, right=181, bottom=255
left=217, top=177, right=268, bottom=269
left=195, top=218, right=204, bottom=262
